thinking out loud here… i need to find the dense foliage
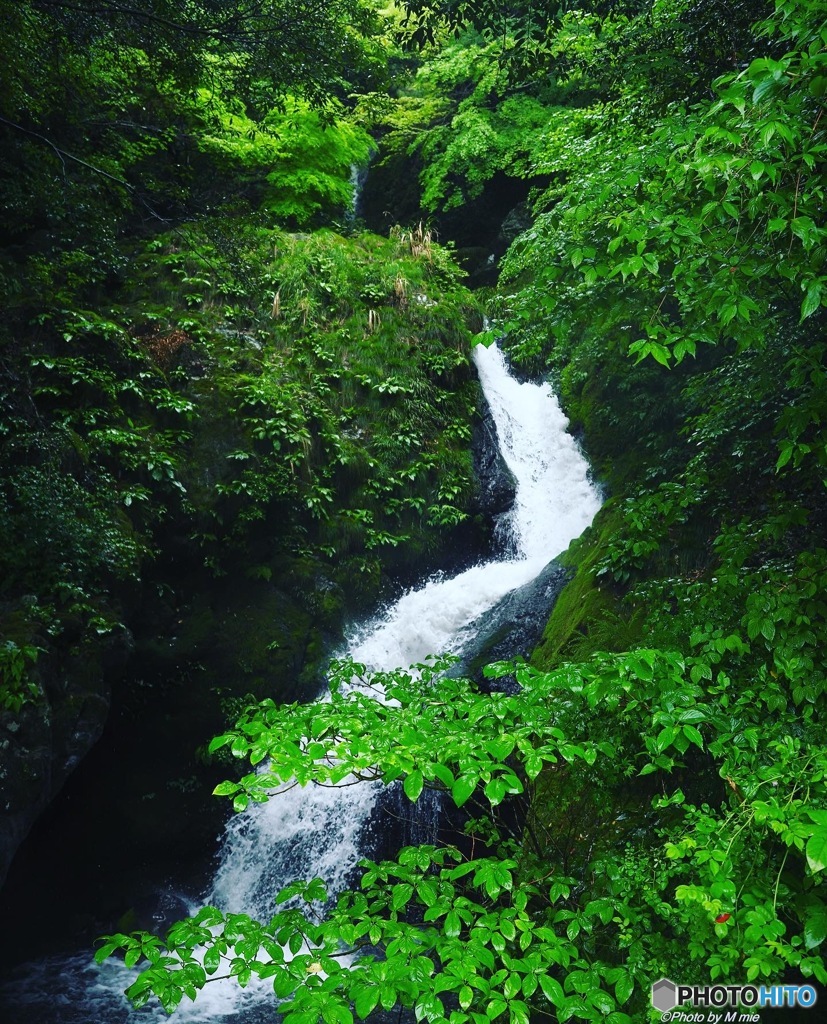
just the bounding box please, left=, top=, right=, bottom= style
left=2, top=0, right=826, bottom=1021
left=0, top=0, right=487, bottom=897
left=0, top=0, right=487, bottom=715
left=0, top=217, right=482, bottom=703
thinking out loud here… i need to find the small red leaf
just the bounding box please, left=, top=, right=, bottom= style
left=715, top=913, right=731, bottom=923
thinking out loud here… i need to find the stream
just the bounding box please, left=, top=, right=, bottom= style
left=0, top=342, right=600, bottom=1023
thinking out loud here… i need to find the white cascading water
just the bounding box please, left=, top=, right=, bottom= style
left=0, top=343, right=600, bottom=1023
left=350, top=343, right=601, bottom=668
left=209, top=342, right=601, bottom=919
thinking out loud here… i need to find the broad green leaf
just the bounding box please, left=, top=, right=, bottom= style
left=486, top=736, right=515, bottom=762
left=355, top=987, right=379, bottom=1019
left=203, top=945, right=222, bottom=974
left=539, top=975, right=565, bottom=1006
left=213, top=781, right=239, bottom=797
left=777, top=443, right=795, bottom=471
left=404, top=770, right=424, bottom=802
left=753, top=76, right=781, bottom=102
left=486, top=998, right=508, bottom=1020
left=432, top=762, right=455, bottom=787
left=94, top=942, right=118, bottom=964
left=809, top=75, right=827, bottom=97
left=392, top=882, right=414, bottom=911
left=804, top=902, right=827, bottom=949
left=452, top=776, right=477, bottom=807
left=682, top=724, right=704, bottom=749
left=807, top=826, right=827, bottom=873
left=445, top=911, right=462, bottom=937
left=802, top=281, right=823, bottom=320
left=124, top=947, right=142, bottom=968
left=589, top=989, right=616, bottom=1014
left=485, top=777, right=507, bottom=806
left=615, top=974, right=634, bottom=1005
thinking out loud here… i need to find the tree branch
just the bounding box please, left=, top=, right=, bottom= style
left=0, top=114, right=171, bottom=222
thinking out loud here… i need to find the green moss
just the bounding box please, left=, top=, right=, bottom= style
left=531, top=501, right=643, bottom=670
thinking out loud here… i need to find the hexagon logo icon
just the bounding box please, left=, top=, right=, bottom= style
left=652, top=978, right=678, bottom=1012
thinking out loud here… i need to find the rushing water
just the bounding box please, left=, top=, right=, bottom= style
left=0, top=343, right=600, bottom=1023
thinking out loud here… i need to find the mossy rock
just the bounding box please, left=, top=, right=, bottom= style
left=531, top=500, right=643, bottom=670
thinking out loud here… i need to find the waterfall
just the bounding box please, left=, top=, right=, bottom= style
left=346, top=163, right=369, bottom=224
left=350, top=343, right=601, bottom=668
left=0, top=343, right=600, bottom=1024
left=209, top=342, right=600, bottom=917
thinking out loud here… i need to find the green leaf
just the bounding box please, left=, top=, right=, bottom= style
left=392, top=883, right=414, bottom=911
left=753, top=76, right=780, bottom=102
left=486, top=998, right=508, bottom=1020
left=432, top=762, right=455, bottom=787
left=94, top=942, right=119, bottom=964
left=452, top=776, right=477, bottom=807
left=810, top=76, right=827, bottom=98
left=486, top=736, right=515, bottom=762
left=208, top=734, right=233, bottom=754
left=655, top=726, right=678, bottom=753
left=804, top=903, right=827, bottom=949
left=213, top=781, right=239, bottom=797
left=649, top=342, right=671, bottom=367
left=204, top=945, right=222, bottom=974
left=807, top=826, right=827, bottom=873
left=615, top=974, right=634, bottom=1005
left=124, top=947, right=142, bottom=969
left=682, top=724, right=704, bottom=749
left=802, top=281, right=823, bottom=320
left=445, top=910, right=462, bottom=937
left=126, top=971, right=155, bottom=998
left=355, top=987, right=380, bottom=1019
left=720, top=303, right=737, bottom=326
left=776, top=443, right=794, bottom=471
left=274, top=971, right=296, bottom=998
left=404, top=770, right=424, bottom=802
left=589, top=989, right=616, bottom=1014
left=485, top=777, right=508, bottom=806
left=791, top=216, right=818, bottom=248
left=539, top=975, right=565, bottom=1006
left=676, top=707, right=707, bottom=723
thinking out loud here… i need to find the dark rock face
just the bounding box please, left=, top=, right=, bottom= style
left=0, top=634, right=129, bottom=889
left=455, top=560, right=572, bottom=686
left=497, top=202, right=534, bottom=248
left=472, top=402, right=517, bottom=555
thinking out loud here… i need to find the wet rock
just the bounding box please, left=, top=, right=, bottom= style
left=454, top=560, right=572, bottom=687
left=497, top=202, right=534, bottom=247
left=473, top=404, right=516, bottom=518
